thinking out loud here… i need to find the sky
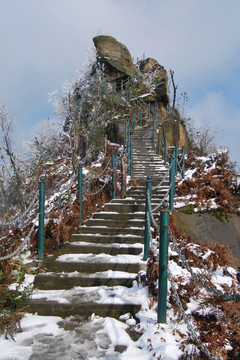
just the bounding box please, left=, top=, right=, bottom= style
left=0, top=0, right=240, bottom=167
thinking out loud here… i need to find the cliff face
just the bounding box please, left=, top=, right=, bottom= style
left=92, top=35, right=188, bottom=149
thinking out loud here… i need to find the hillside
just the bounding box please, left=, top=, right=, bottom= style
left=0, top=36, right=240, bottom=360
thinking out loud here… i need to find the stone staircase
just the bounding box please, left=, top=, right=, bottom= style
left=26, top=123, right=169, bottom=319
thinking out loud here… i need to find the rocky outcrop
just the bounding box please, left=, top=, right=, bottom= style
left=93, top=35, right=134, bottom=82
left=139, top=58, right=169, bottom=107
left=161, top=119, right=188, bottom=149
left=160, top=108, right=188, bottom=149
left=174, top=211, right=240, bottom=267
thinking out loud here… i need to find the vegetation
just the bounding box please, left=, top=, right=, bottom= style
left=0, top=258, right=34, bottom=340
left=176, top=149, right=239, bottom=214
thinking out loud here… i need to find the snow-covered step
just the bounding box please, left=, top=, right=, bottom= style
left=110, top=198, right=164, bottom=205
left=61, top=241, right=143, bottom=255
left=103, top=202, right=146, bottom=213
left=24, top=286, right=142, bottom=318
left=85, top=218, right=145, bottom=229
left=69, top=233, right=144, bottom=244
left=34, top=270, right=139, bottom=289
left=79, top=226, right=145, bottom=237
left=92, top=212, right=145, bottom=220
left=40, top=253, right=146, bottom=274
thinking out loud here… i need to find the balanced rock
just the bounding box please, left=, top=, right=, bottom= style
left=93, top=35, right=134, bottom=81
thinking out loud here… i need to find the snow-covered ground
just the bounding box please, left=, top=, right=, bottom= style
left=1, top=248, right=239, bottom=360
left=0, top=279, right=191, bottom=360
left=1, top=149, right=239, bottom=359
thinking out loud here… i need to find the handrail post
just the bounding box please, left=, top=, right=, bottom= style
left=181, top=146, right=185, bottom=179
left=153, top=117, right=155, bottom=144
left=169, top=155, right=175, bottom=211
left=140, top=110, right=142, bottom=127
left=128, top=135, right=132, bottom=176
left=144, top=176, right=152, bottom=260
left=38, top=181, right=45, bottom=260
left=164, top=137, right=167, bottom=165
left=112, top=151, right=116, bottom=199
left=175, top=144, right=178, bottom=174
left=125, top=119, right=128, bottom=146
left=148, top=102, right=150, bottom=119
left=128, top=119, right=131, bottom=143
left=78, top=165, right=83, bottom=226
left=133, top=112, right=136, bottom=130
left=130, top=142, right=133, bottom=177
left=121, top=79, right=123, bottom=95
left=158, top=131, right=161, bottom=156
left=126, top=119, right=130, bottom=155
left=136, top=96, right=139, bottom=109
left=158, top=201, right=170, bottom=323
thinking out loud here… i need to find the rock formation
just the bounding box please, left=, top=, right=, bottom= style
left=93, top=35, right=134, bottom=81
left=139, top=58, right=169, bottom=107
left=92, top=35, right=187, bottom=149
left=161, top=108, right=188, bottom=149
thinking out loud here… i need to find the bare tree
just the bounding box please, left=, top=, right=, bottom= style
left=186, top=118, right=217, bottom=156
left=0, top=105, right=25, bottom=212
left=170, top=69, right=178, bottom=109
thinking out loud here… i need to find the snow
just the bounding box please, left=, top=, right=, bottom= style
left=70, top=241, right=143, bottom=249
left=1, top=146, right=240, bottom=359
left=56, top=253, right=145, bottom=264
left=37, top=270, right=138, bottom=279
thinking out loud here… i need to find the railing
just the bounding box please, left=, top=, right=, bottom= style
left=0, top=151, right=119, bottom=261
left=141, top=134, right=240, bottom=359
left=144, top=194, right=240, bottom=358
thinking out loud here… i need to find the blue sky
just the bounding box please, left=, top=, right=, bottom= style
left=0, top=0, right=240, bottom=167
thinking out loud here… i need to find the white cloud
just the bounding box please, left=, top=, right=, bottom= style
left=187, top=91, right=240, bottom=166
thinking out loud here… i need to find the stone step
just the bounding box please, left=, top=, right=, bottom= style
left=80, top=226, right=145, bottom=236
left=133, top=170, right=167, bottom=174
left=22, top=298, right=141, bottom=319
left=61, top=241, right=143, bottom=255
left=103, top=202, right=161, bottom=214
left=84, top=218, right=145, bottom=228
left=127, top=188, right=169, bottom=193
left=69, top=233, right=144, bottom=244
left=127, top=187, right=169, bottom=195
left=133, top=161, right=164, bottom=165
left=122, top=196, right=167, bottom=203
left=133, top=162, right=165, bottom=166
left=133, top=170, right=165, bottom=174
left=92, top=212, right=145, bottom=220
left=34, top=271, right=137, bottom=290
left=104, top=203, right=145, bottom=213
left=111, top=198, right=162, bottom=205
left=42, top=255, right=145, bottom=273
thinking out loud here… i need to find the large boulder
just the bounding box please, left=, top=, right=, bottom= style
left=93, top=35, right=134, bottom=82
left=139, top=58, right=169, bottom=107
left=161, top=119, right=188, bottom=149
left=161, top=109, right=188, bottom=149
